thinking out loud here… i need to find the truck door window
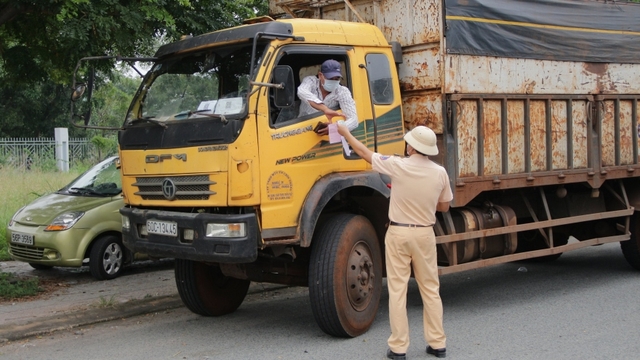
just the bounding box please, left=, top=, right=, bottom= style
left=365, top=53, right=394, bottom=105
left=269, top=54, right=350, bottom=127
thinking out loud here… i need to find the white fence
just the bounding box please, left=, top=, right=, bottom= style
left=0, top=137, right=93, bottom=170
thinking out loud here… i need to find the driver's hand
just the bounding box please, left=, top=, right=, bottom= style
left=324, top=109, right=341, bottom=121
left=316, top=123, right=329, bottom=136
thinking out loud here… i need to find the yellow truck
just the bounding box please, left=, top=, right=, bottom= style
left=72, top=0, right=640, bottom=338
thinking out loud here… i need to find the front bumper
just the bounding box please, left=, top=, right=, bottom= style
left=6, top=225, right=87, bottom=267
left=120, top=207, right=259, bottom=263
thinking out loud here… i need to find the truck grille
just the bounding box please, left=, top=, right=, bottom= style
left=133, top=175, right=216, bottom=201
left=9, top=243, right=45, bottom=260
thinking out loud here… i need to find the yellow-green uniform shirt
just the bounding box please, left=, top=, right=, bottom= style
left=371, top=153, right=453, bottom=226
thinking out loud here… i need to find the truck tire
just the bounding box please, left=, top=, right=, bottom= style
left=517, top=231, right=567, bottom=262
left=308, top=213, right=382, bottom=338
left=531, top=233, right=568, bottom=262
left=175, top=259, right=250, bottom=316
left=90, top=235, right=124, bottom=280
left=621, top=213, right=640, bottom=270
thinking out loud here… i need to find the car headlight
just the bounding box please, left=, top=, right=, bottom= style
left=45, top=211, right=85, bottom=231
left=8, top=206, right=25, bottom=227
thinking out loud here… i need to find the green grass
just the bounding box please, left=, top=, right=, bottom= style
left=0, top=166, right=85, bottom=260
left=0, top=165, right=89, bottom=299
left=0, top=272, right=41, bottom=299
left=96, top=294, right=119, bottom=309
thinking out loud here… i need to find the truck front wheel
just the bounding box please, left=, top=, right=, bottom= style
left=175, top=259, right=250, bottom=316
left=309, top=213, right=382, bottom=337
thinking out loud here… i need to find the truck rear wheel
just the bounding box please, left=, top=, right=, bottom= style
left=621, top=213, right=640, bottom=270
left=175, top=259, right=250, bottom=316
left=308, top=213, right=382, bottom=338
left=517, top=230, right=567, bottom=262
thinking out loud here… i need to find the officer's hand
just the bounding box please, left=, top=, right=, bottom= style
left=336, top=121, right=349, bottom=136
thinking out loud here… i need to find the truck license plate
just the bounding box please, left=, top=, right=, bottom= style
left=146, top=220, right=178, bottom=237
left=11, top=232, right=34, bottom=246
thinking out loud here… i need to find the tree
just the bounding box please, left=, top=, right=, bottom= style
left=90, top=135, right=118, bottom=160
left=0, top=73, right=70, bottom=137
left=0, top=0, right=268, bottom=137
left=91, top=73, right=140, bottom=129
left=1, top=0, right=267, bottom=83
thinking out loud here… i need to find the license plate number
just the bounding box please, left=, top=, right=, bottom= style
left=146, top=220, right=178, bottom=237
left=11, top=232, right=34, bottom=246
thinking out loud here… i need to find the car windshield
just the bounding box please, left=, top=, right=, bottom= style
left=126, top=43, right=263, bottom=123
left=60, top=157, right=122, bottom=196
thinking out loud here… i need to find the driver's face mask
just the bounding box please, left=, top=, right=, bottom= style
left=323, top=79, right=340, bottom=92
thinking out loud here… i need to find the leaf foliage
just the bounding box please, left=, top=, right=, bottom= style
left=0, top=0, right=268, bottom=137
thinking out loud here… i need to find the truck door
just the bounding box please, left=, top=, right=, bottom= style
left=256, top=48, right=368, bottom=233
left=360, top=51, right=405, bottom=156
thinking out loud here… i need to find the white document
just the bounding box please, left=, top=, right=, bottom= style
left=328, top=124, right=341, bottom=144
left=214, top=97, right=243, bottom=115
left=197, top=100, right=217, bottom=112
left=341, top=137, right=351, bottom=156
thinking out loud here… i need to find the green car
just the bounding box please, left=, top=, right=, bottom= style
left=7, top=156, right=130, bottom=280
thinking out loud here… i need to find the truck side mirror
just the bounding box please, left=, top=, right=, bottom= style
left=273, top=65, right=295, bottom=108
left=71, top=83, right=86, bottom=102
left=390, top=41, right=403, bottom=65
left=71, top=67, right=95, bottom=126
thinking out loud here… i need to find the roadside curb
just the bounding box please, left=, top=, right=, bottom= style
left=0, top=283, right=292, bottom=343
left=0, top=294, right=184, bottom=342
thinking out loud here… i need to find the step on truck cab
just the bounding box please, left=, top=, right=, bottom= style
left=71, top=0, right=640, bottom=338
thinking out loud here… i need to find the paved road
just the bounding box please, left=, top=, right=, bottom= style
left=1, top=242, right=639, bottom=359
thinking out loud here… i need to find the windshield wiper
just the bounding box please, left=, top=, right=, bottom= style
left=187, top=109, right=217, bottom=116
left=69, top=187, right=103, bottom=196
left=128, top=116, right=168, bottom=128
left=180, top=109, right=229, bottom=124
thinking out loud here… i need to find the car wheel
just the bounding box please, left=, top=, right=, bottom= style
left=90, top=235, right=124, bottom=280
left=29, top=263, right=53, bottom=270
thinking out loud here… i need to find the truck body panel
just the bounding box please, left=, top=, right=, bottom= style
left=272, top=0, right=640, bottom=207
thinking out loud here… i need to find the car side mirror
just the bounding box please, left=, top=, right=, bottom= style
left=273, top=65, right=295, bottom=108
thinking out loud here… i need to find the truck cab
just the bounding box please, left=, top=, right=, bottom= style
left=117, top=18, right=405, bottom=337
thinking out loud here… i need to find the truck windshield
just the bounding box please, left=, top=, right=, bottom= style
left=127, top=43, right=263, bottom=123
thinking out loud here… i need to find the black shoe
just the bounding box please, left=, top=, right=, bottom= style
left=426, top=346, right=446, bottom=358
left=386, top=348, right=407, bottom=360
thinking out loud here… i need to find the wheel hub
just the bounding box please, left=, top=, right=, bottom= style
left=103, top=243, right=123, bottom=275
left=346, top=241, right=375, bottom=311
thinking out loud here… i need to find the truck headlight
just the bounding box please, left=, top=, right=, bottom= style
left=45, top=211, right=85, bottom=231
left=206, top=223, right=246, bottom=238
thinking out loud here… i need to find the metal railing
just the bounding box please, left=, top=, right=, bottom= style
left=0, top=137, right=93, bottom=169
